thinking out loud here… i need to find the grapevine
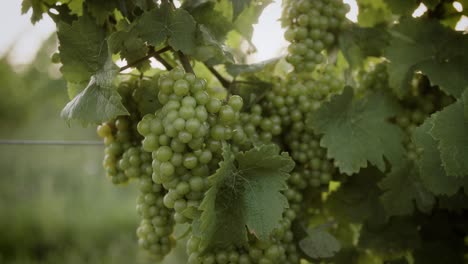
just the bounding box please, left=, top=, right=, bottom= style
left=24, top=0, right=468, bottom=263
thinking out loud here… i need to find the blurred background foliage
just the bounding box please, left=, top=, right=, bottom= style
left=0, top=36, right=186, bottom=264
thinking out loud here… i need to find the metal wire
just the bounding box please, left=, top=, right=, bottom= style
left=0, top=140, right=103, bottom=146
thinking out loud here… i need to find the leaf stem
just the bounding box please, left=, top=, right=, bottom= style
left=177, top=51, right=195, bottom=74
left=119, top=46, right=171, bottom=72
left=206, top=64, right=231, bottom=89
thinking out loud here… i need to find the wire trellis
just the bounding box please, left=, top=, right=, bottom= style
left=0, top=140, right=103, bottom=146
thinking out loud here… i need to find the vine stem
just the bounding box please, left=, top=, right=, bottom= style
left=177, top=51, right=195, bottom=74
left=119, top=46, right=171, bottom=72
left=154, top=53, right=174, bottom=70
left=206, top=64, right=231, bottom=89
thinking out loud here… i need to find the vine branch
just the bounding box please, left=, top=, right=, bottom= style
left=206, top=64, right=231, bottom=89
left=119, top=46, right=171, bottom=72
left=154, top=53, right=174, bottom=70
left=177, top=51, right=194, bottom=74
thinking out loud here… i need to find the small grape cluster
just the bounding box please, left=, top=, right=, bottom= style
left=137, top=68, right=244, bottom=224
left=394, top=76, right=454, bottom=161
left=97, top=116, right=142, bottom=184
left=97, top=78, right=159, bottom=184
left=136, top=177, right=175, bottom=260
left=283, top=0, right=349, bottom=72
left=356, top=62, right=389, bottom=96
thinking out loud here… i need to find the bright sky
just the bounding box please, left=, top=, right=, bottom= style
left=0, top=0, right=466, bottom=66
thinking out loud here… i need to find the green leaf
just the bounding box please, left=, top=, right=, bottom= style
left=108, top=29, right=149, bottom=69
left=60, top=58, right=128, bottom=125
left=385, top=18, right=468, bottom=98
left=134, top=4, right=197, bottom=53
left=357, top=0, right=393, bottom=27
left=22, top=0, right=53, bottom=24
left=339, top=25, right=390, bottom=68
left=191, top=25, right=234, bottom=65
left=422, top=0, right=441, bottom=10
left=463, top=89, right=468, bottom=120
left=379, top=162, right=435, bottom=217
left=299, top=227, right=341, bottom=259
left=412, top=118, right=468, bottom=195
left=308, top=86, right=406, bottom=175
left=230, top=0, right=251, bottom=20
left=383, top=0, right=419, bottom=15
left=358, top=217, right=421, bottom=255
left=225, top=58, right=280, bottom=78
left=57, top=14, right=108, bottom=83
left=184, top=1, right=233, bottom=41
left=326, top=167, right=385, bottom=224
left=198, top=145, right=247, bottom=251
left=236, top=144, right=294, bottom=239
left=339, top=26, right=389, bottom=67
left=199, top=144, right=293, bottom=251
left=429, top=101, right=468, bottom=178
left=233, top=0, right=272, bottom=42
left=438, top=191, right=468, bottom=212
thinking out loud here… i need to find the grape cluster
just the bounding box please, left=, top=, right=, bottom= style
left=283, top=0, right=349, bottom=71
left=186, top=209, right=300, bottom=264
left=287, top=131, right=335, bottom=189
left=394, top=77, right=454, bottom=161
left=136, top=177, right=175, bottom=260
left=137, top=68, right=244, bottom=224
left=97, top=78, right=159, bottom=184
left=356, top=62, right=389, bottom=96
left=97, top=116, right=142, bottom=184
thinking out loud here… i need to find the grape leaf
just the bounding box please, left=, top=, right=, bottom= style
left=22, top=0, right=57, bottom=24
left=357, top=0, right=393, bottom=27
left=57, top=14, right=108, bottom=83
left=133, top=4, right=197, bottom=53
left=108, top=26, right=149, bottom=70
left=233, top=0, right=272, bottom=43
left=198, top=145, right=247, bottom=251
left=463, top=89, right=468, bottom=120
left=299, top=227, right=341, bottom=259
left=183, top=1, right=233, bottom=41
left=358, top=217, right=421, bottom=255
left=385, top=18, right=468, bottom=98
left=192, top=25, right=234, bottom=65
left=438, top=191, right=468, bottom=212
left=61, top=58, right=128, bottom=125
left=429, top=101, right=468, bottom=178
left=236, top=144, right=294, bottom=239
left=339, top=25, right=390, bottom=68
left=85, top=0, right=120, bottom=25
left=383, top=0, right=419, bottom=15
left=326, top=167, right=385, bottom=224
left=412, top=118, right=468, bottom=195
left=225, top=58, right=280, bottom=77
left=422, top=0, right=440, bottom=10
left=308, top=86, right=406, bottom=175
left=379, top=161, right=435, bottom=217
left=230, top=0, right=251, bottom=20
left=198, top=144, right=293, bottom=251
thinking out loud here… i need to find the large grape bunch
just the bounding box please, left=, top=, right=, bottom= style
left=137, top=68, right=245, bottom=224
left=283, top=0, right=350, bottom=72
left=97, top=78, right=159, bottom=184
